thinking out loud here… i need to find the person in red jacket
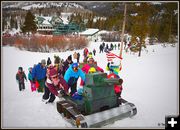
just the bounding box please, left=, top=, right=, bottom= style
left=46, top=66, right=69, bottom=99
left=82, top=57, right=104, bottom=74
left=107, top=73, right=123, bottom=98
left=16, top=67, right=27, bottom=91
left=80, top=57, right=104, bottom=86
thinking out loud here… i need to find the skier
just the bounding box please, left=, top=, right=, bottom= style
left=16, top=67, right=27, bottom=91
left=64, top=63, right=86, bottom=96
left=28, top=67, right=36, bottom=92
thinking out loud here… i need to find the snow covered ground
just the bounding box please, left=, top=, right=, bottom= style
left=1, top=42, right=179, bottom=128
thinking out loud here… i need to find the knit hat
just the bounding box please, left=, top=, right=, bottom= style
left=28, top=67, right=32, bottom=71
left=72, top=63, right=78, bottom=68
left=49, top=68, right=58, bottom=77
left=41, top=59, right=46, bottom=65
left=18, top=67, right=23, bottom=71
left=88, top=57, right=94, bottom=62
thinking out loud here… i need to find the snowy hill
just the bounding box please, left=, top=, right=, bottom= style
left=2, top=42, right=178, bottom=128
left=2, top=2, right=84, bottom=10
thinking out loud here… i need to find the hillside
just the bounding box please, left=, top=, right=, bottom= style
left=2, top=41, right=178, bottom=128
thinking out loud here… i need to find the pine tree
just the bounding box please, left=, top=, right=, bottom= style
left=130, top=3, right=151, bottom=57
left=161, top=3, right=178, bottom=42
left=21, top=11, right=37, bottom=35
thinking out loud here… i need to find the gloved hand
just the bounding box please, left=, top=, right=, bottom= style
left=57, top=92, right=63, bottom=98
left=57, top=89, right=65, bottom=98
left=66, top=92, right=71, bottom=96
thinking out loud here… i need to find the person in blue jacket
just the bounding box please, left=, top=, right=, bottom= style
left=64, top=63, right=85, bottom=96
left=31, top=59, right=47, bottom=93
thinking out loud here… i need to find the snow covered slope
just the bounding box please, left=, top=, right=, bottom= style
left=2, top=2, right=84, bottom=10
left=2, top=42, right=178, bottom=128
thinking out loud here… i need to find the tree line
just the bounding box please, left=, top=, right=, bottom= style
left=70, top=2, right=178, bottom=43
left=2, top=2, right=178, bottom=43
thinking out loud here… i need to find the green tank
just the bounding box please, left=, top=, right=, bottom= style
left=56, top=72, right=137, bottom=127
left=83, top=72, right=120, bottom=115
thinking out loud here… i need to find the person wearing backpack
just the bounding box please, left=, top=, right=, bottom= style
left=16, top=67, right=27, bottom=91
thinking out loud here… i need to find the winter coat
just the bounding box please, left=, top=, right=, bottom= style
left=77, top=53, right=80, bottom=59
left=62, top=60, right=73, bottom=76
left=16, top=71, right=27, bottom=83
left=107, top=73, right=122, bottom=94
left=28, top=71, right=33, bottom=81
left=83, top=48, right=89, bottom=57
left=47, top=58, right=52, bottom=66
left=31, top=63, right=47, bottom=80
left=64, top=64, right=86, bottom=86
left=46, top=76, right=69, bottom=96
left=93, top=49, right=96, bottom=54
left=81, top=64, right=104, bottom=74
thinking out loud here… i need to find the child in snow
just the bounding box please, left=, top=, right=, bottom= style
left=28, top=67, right=36, bottom=92
left=64, top=63, right=86, bottom=96
left=16, top=67, right=27, bottom=91
left=107, top=73, right=123, bottom=98
left=106, top=60, right=123, bottom=98
left=82, top=57, right=104, bottom=73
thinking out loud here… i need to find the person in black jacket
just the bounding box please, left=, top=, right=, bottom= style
left=77, top=52, right=80, bottom=63
left=47, top=57, right=52, bottom=66
left=62, top=55, right=73, bottom=76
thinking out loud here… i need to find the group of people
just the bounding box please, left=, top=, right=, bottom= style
left=99, top=42, right=121, bottom=53
left=16, top=48, right=124, bottom=104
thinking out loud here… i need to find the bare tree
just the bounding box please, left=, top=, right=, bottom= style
left=119, top=3, right=127, bottom=58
